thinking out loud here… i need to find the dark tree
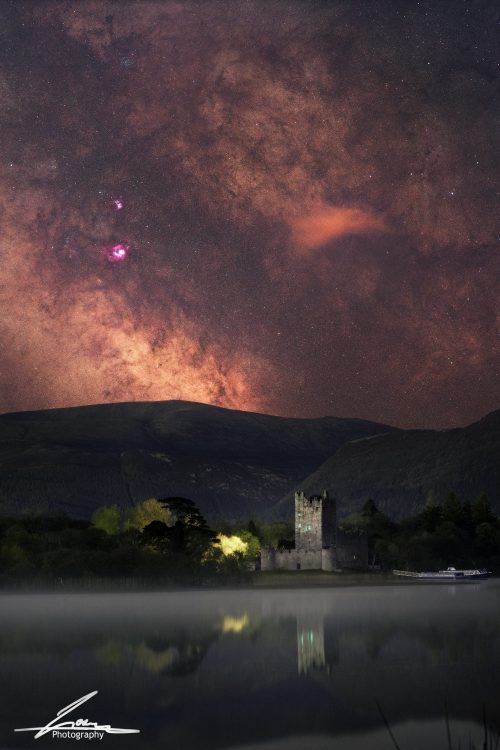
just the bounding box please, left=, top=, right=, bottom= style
left=419, top=493, right=442, bottom=532
left=277, top=538, right=294, bottom=551
left=362, top=499, right=379, bottom=517
left=159, top=497, right=217, bottom=562
left=247, top=520, right=259, bottom=537
left=442, top=492, right=463, bottom=526
left=141, top=520, right=170, bottom=551
left=472, top=494, right=496, bottom=527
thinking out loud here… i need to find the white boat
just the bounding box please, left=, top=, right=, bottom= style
left=393, top=566, right=490, bottom=582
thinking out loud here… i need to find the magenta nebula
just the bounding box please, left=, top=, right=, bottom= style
left=105, top=243, right=129, bottom=262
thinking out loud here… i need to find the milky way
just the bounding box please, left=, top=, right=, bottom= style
left=0, top=0, right=498, bottom=428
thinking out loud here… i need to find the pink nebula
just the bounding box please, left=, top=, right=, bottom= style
left=104, top=243, right=130, bottom=262
left=112, top=198, right=124, bottom=210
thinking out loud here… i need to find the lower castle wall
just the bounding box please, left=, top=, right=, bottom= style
left=274, top=550, right=322, bottom=570
left=261, top=548, right=338, bottom=571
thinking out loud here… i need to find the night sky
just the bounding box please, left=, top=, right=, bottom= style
left=0, top=0, right=498, bottom=429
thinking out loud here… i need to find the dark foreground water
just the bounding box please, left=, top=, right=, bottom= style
left=1, top=582, right=500, bottom=750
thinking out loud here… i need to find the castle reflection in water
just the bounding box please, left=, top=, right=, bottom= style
left=296, top=613, right=340, bottom=675
left=297, top=614, right=327, bottom=674
left=1, top=588, right=497, bottom=750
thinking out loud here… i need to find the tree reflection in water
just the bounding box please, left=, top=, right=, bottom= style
left=1, top=586, right=500, bottom=749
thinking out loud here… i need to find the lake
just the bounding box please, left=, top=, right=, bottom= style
left=1, top=581, right=499, bottom=749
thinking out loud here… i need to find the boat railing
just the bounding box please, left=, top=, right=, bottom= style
left=392, top=570, right=418, bottom=577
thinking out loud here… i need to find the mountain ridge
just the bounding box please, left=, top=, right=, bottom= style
left=0, top=399, right=397, bottom=521
left=0, top=400, right=498, bottom=522
left=280, top=407, right=500, bottom=520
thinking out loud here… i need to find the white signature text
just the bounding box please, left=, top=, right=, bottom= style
left=15, top=690, right=140, bottom=740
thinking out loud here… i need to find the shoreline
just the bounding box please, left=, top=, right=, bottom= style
left=1, top=570, right=496, bottom=594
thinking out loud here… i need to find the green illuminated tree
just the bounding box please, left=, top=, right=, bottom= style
left=239, top=530, right=260, bottom=559
left=125, top=499, right=173, bottom=532
left=91, top=505, right=121, bottom=535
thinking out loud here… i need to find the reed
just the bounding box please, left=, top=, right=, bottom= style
left=375, top=700, right=500, bottom=750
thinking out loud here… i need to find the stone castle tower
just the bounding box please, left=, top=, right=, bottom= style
left=295, top=489, right=336, bottom=552
left=261, top=489, right=337, bottom=572
left=260, top=488, right=368, bottom=572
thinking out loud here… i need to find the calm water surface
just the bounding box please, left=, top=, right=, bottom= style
left=1, top=582, right=500, bottom=749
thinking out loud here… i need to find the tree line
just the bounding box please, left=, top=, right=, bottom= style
left=1, top=491, right=498, bottom=584
left=340, top=493, right=500, bottom=571
left=0, top=497, right=255, bottom=585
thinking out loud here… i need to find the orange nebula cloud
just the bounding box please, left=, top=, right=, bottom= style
left=1, top=1, right=498, bottom=429
left=0, top=190, right=273, bottom=416
left=289, top=206, right=387, bottom=252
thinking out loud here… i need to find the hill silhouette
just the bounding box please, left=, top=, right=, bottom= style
left=0, top=400, right=394, bottom=521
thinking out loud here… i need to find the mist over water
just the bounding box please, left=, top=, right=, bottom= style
left=1, top=583, right=499, bottom=749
